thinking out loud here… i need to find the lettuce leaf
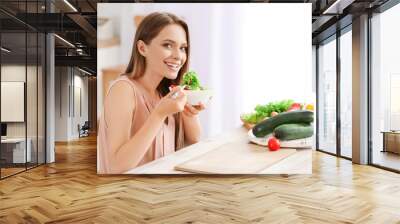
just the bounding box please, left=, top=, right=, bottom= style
left=181, top=71, right=202, bottom=90
left=242, top=99, right=294, bottom=124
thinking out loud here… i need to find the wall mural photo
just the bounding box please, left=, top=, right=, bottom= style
left=97, top=3, right=313, bottom=175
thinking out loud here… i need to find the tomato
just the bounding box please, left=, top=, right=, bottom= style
left=287, top=103, right=301, bottom=111
left=268, top=137, right=280, bottom=151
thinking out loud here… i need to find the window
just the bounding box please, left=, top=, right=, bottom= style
left=340, top=28, right=352, bottom=158
left=370, top=2, right=400, bottom=171
left=317, top=36, right=337, bottom=155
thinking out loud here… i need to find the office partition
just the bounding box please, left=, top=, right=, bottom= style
left=0, top=1, right=47, bottom=179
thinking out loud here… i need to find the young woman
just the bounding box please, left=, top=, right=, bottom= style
left=98, top=12, right=206, bottom=174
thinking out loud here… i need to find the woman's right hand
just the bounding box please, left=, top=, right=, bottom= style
left=154, top=86, right=187, bottom=118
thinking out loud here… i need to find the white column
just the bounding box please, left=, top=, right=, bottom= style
left=46, top=33, right=55, bottom=163
left=352, top=14, right=369, bottom=164
left=45, top=0, right=55, bottom=163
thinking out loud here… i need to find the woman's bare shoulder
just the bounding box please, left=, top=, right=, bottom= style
left=107, top=77, right=137, bottom=98
left=104, top=78, right=137, bottom=116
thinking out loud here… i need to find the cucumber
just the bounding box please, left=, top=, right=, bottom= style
left=252, top=110, right=313, bottom=137
left=273, top=123, right=314, bottom=140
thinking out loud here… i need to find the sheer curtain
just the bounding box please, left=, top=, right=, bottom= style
left=196, top=5, right=245, bottom=138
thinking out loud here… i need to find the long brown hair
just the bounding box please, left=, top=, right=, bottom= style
left=125, top=12, right=190, bottom=150
left=125, top=12, right=190, bottom=97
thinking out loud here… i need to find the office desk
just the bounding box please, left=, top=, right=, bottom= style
left=382, top=131, right=400, bottom=154
left=1, top=138, right=32, bottom=164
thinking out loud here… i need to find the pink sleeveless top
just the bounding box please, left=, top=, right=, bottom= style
left=97, top=76, right=178, bottom=174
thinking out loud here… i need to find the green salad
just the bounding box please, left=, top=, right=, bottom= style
left=241, top=99, right=294, bottom=124
left=181, top=71, right=204, bottom=90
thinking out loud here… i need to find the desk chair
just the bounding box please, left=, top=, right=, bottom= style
left=79, top=121, right=90, bottom=138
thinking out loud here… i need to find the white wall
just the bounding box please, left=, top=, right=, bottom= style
left=1, top=64, right=46, bottom=163
left=72, top=73, right=89, bottom=137
left=1, top=65, right=37, bottom=138
left=55, top=67, right=68, bottom=141
left=1, top=66, right=26, bottom=130
left=98, top=3, right=312, bottom=139
left=55, top=67, right=89, bottom=141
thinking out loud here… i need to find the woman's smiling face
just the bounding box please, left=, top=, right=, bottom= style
left=140, top=24, right=188, bottom=80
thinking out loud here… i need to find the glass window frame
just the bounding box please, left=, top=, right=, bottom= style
left=316, top=0, right=400, bottom=174
left=316, top=33, right=338, bottom=156
left=368, top=0, right=400, bottom=173
left=0, top=0, right=47, bottom=180
left=339, top=25, right=353, bottom=159
left=316, top=25, right=353, bottom=161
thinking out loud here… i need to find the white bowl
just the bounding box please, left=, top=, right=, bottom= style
left=185, top=89, right=213, bottom=106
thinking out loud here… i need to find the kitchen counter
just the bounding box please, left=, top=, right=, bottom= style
left=125, top=126, right=312, bottom=174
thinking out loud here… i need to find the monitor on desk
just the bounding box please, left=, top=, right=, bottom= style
left=1, top=123, right=7, bottom=138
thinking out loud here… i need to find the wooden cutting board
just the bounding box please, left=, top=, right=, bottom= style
left=174, top=141, right=297, bottom=174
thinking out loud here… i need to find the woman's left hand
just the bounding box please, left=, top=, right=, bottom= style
left=183, top=103, right=206, bottom=117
